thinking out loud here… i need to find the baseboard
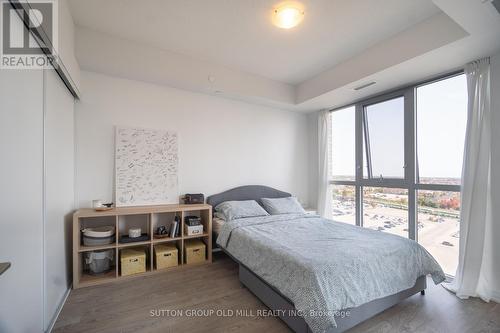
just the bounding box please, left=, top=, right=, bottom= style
left=45, top=285, right=72, bottom=333
left=490, top=290, right=500, bottom=304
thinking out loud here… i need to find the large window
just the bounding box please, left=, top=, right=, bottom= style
left=329, top=73, right=467, bottom=277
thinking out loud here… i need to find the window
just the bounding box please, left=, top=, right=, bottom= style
left=363, top=97, right=405, bottom=179
left=417, top=190, right=460, bottom=276
left=416, top=75, right=467, bottom=185
left=328, top=73, right=467, bottom=277
left=331, top=185, right=355, bottom=225
left=414, top=74, right=466, bottom=276
left=362, top=187, right=408, bottom=237
left=330, top=106, right=355, bottom=181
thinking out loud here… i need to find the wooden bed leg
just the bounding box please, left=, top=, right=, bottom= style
left=421, top=290, right=425, bottom=295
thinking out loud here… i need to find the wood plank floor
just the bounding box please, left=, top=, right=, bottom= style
left=54, top=252, right=500, bottom=333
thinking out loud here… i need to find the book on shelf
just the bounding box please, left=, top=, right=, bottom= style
left=169, top=221, right=178, bottom=238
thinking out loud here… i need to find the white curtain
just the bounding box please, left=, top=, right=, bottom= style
left=317, top=110, right=333, bottom=219
left=444, top=58, right=493, bottom=301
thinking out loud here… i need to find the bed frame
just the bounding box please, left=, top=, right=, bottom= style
left=207, top=185, right=427, bottom=333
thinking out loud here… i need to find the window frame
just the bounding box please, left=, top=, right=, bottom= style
left=329, top=70, right=464, bottom=247
left=360, top=89, right=412, bottom=186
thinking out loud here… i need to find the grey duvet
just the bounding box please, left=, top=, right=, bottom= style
left=216, top=214, right=445, bottom=333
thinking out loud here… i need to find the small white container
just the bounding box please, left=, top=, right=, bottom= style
left=92, top=199, right=104, bottom=208
left=128, top=228, right=142, bottom=238
left=184, top=224, right=204, bottom=236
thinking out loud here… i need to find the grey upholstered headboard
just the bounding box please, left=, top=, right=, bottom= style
left=206, top=185, right=291, bottom=209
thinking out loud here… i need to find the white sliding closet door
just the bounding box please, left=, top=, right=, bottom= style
left=0, top=69, right=45, bottom=332
left=0, top=2, right=76, bottom=331
left=44, top=68, right=75, bottom=331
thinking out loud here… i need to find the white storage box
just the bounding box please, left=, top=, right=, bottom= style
left=184, top=224, right=203, bottom=236
left=82, top=226, right=115, bottom=246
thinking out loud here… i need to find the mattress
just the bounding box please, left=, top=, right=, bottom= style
left=216, top=213, right=445, bottom=333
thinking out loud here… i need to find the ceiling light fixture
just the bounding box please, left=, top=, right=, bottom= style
left=272, top=2, right=305, bottom=29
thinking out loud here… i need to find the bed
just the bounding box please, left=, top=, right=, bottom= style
left=207, top=185, right=445, bottom=333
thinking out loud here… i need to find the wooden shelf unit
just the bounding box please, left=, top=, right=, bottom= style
left=73, top=203, right=212, bottom=289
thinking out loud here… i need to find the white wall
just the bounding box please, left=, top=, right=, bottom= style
left=489, top=51, right=500, bottom=299
left=75, top=71, right=310, bottom=209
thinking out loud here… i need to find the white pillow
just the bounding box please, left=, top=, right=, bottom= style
left=214, top=200, right=269, bottom=221
left=261, top=197, right=305, bottom=215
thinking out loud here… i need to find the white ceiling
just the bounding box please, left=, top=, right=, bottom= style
left=68, top=0, right=500, bottom=112
left=68, top=0, right=440, bottom=85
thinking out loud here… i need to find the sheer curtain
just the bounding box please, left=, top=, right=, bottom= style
left=317, top=110, right=333, bottom=219
left=445, top=58, right=493, bottom=301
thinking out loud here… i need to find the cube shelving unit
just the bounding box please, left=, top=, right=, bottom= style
left=72, top=204, right=212, bottom=289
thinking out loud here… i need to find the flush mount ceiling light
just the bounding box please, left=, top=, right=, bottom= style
left=272, top=2, right=305, bottom=29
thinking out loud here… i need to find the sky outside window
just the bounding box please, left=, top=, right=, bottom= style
left=330, top=106, right=355, bottom=180
left=364, top=97, right=405, bottom=179
left=416, top=74, right=467, bottom=184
